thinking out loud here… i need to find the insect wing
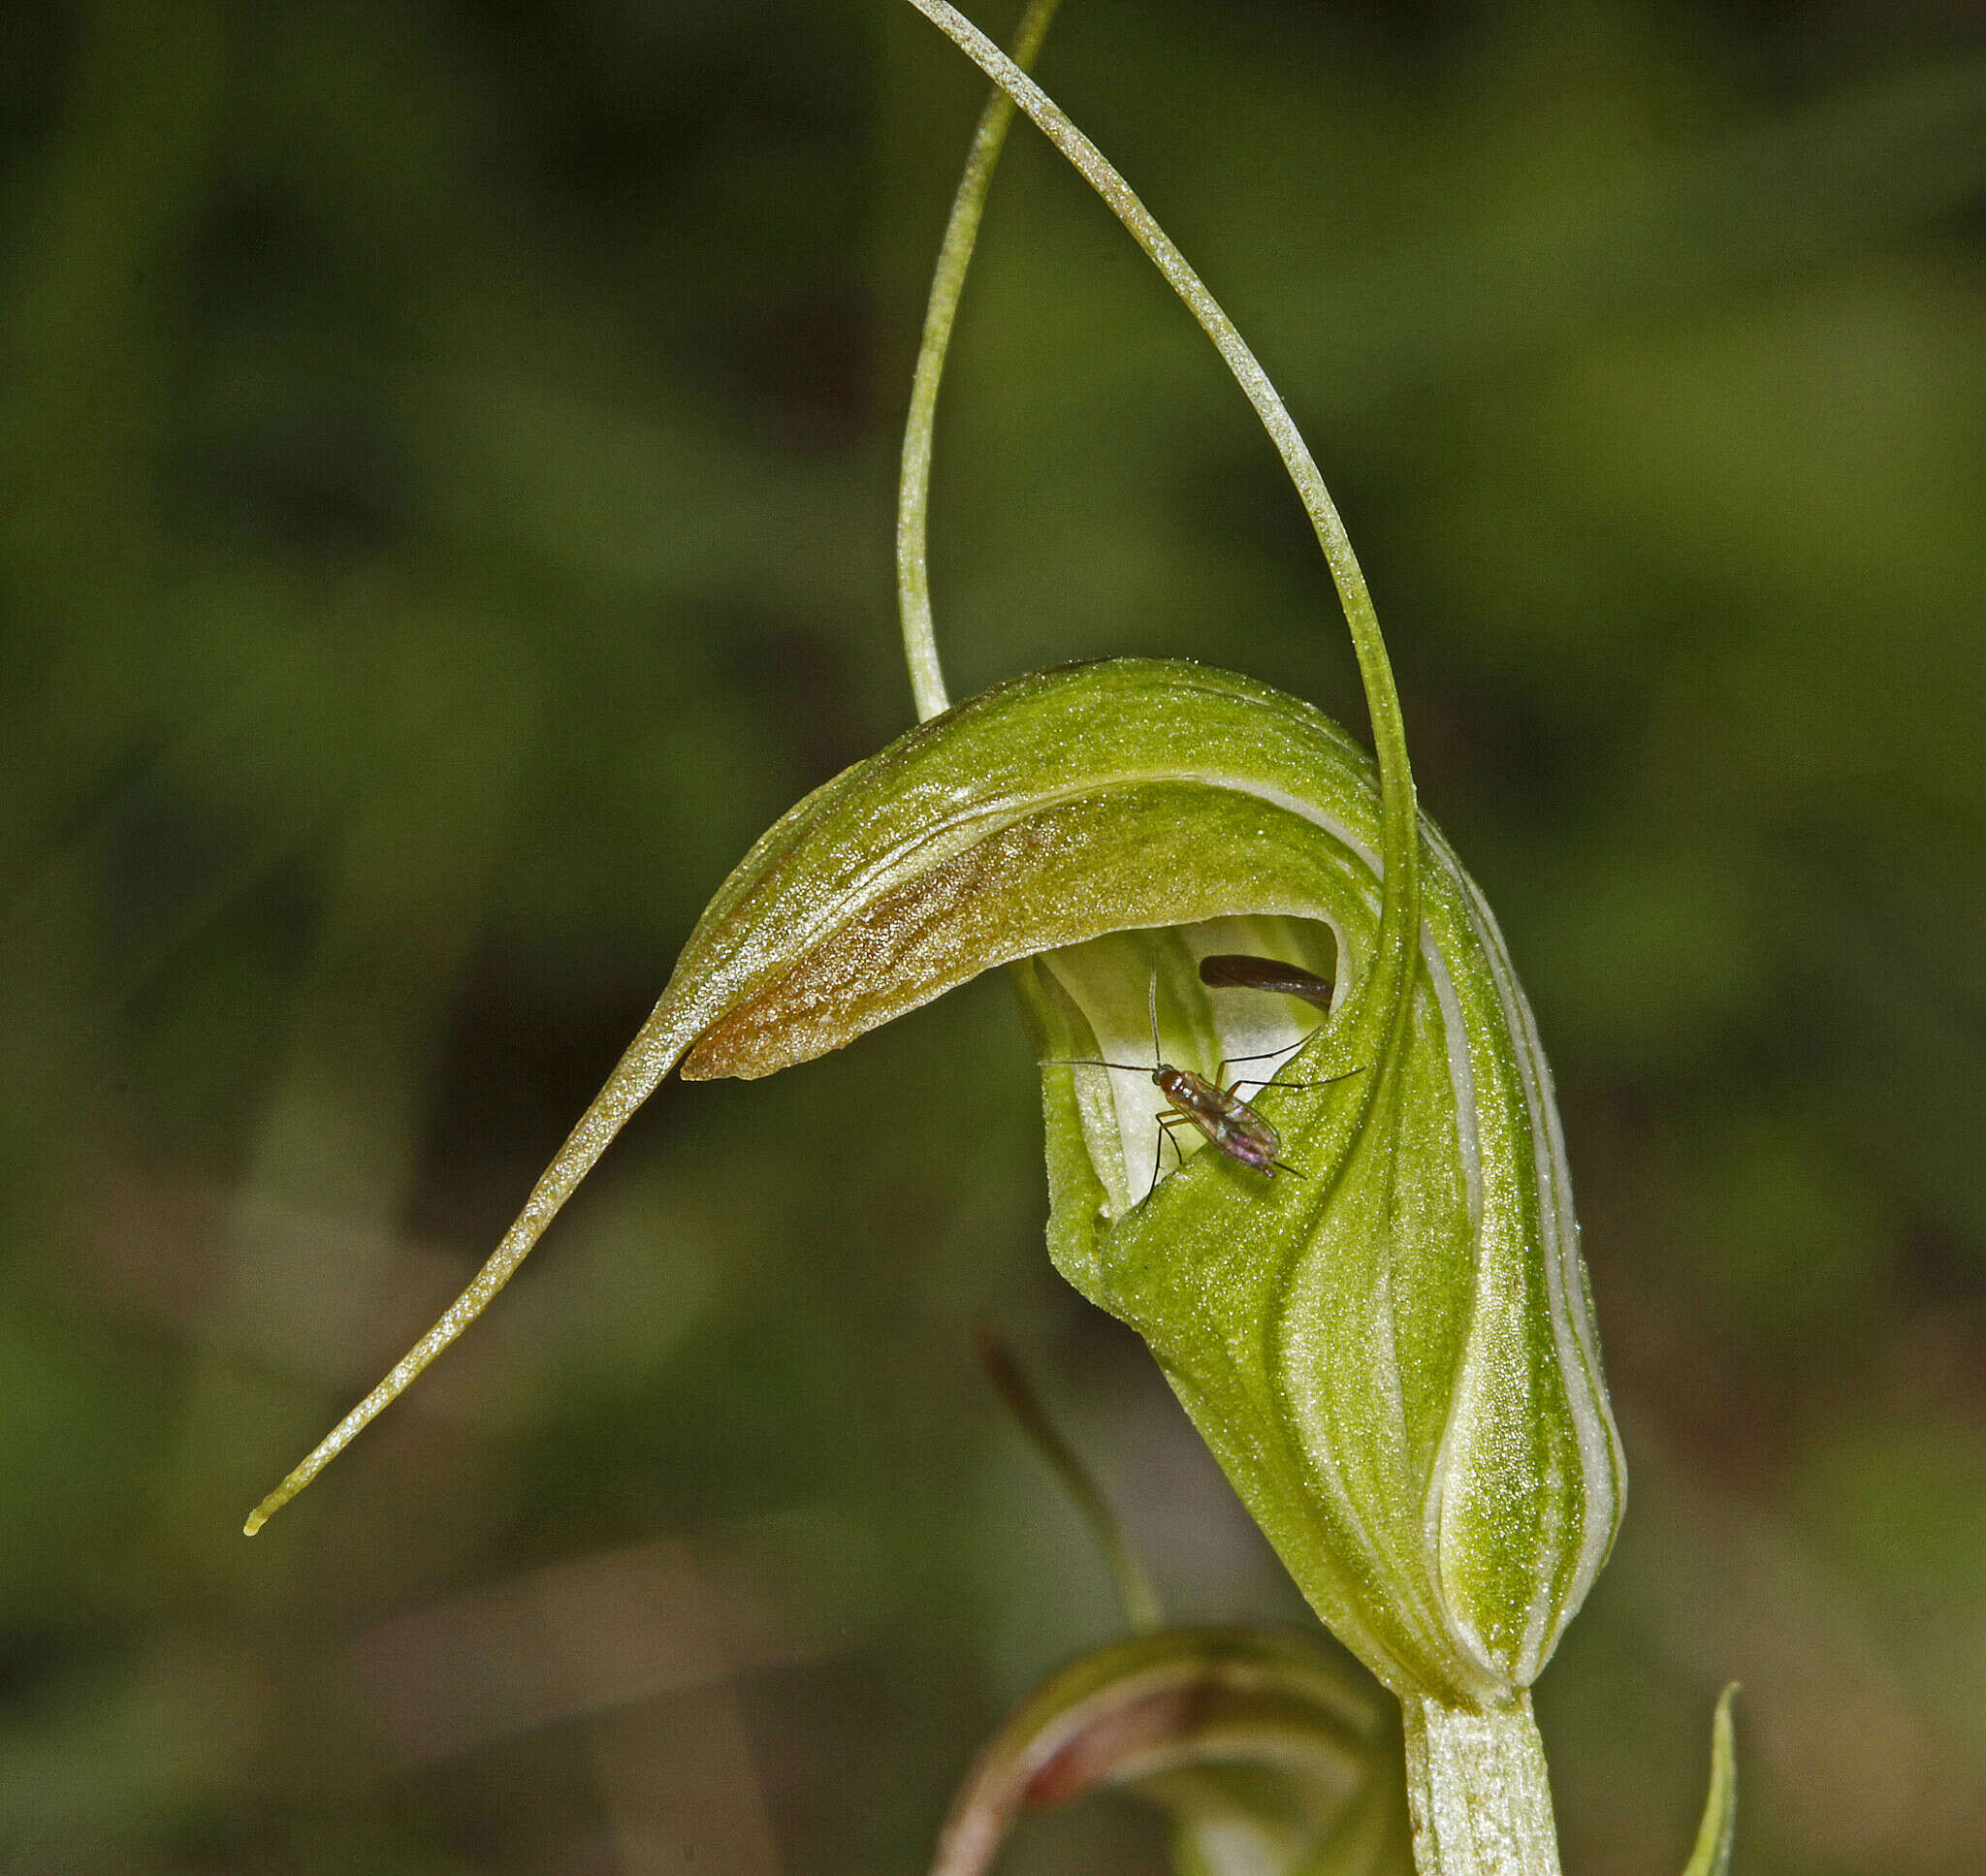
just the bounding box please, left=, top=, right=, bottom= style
left=1160, top=1066, right=1282, bottom=1173
left=1213, top=1097, right=1282, bottom=1172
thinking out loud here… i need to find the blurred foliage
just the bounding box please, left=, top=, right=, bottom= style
left=2, top=0, right=1984, bottom=1871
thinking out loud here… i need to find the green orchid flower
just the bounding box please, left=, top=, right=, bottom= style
left=243, top=4, right=1739, bottom=1871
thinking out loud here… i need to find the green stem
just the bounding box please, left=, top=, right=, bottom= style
left=976, top=1328, right=1163, bottom=1633
left=892, top=0, right=1420, bottom=1057
left=898, top=0, right=1063, bottom=723
left=1400, top=1695, right=1562, bottom=1876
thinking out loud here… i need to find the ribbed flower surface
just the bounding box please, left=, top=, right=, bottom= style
left=249, top=655, right=1621, bottom=1716
left=666, top=657, right=1623, bottom=1706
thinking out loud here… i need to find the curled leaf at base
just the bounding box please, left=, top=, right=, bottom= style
left=249, top=657, right=1620, bottom=1732
left=931, top=1628, right=1413, bottom=1876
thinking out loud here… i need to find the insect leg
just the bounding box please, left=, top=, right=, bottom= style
left=1215, top=1037, right=1308, bottom=1090
left=1232, top=1065, right=1368, bottom=1096
left=1217, top=1039, right=1308, bottom=1071
left=1151, top=1110, right=1194, bottom=1196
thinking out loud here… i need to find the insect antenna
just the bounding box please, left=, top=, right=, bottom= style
left=1040, top=1056, right=1153, bottom=1073
left=1039, top=969, right=1172, bottom=1079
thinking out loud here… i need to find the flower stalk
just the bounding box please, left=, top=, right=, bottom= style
left=898, top=0, right=1062, bottom=722
left=1400, top=1696, right=1560, bottom=1876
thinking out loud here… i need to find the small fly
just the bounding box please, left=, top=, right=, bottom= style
left=1044, top=970, right=1361, bottom=1197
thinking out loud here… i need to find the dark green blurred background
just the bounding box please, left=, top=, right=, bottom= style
left=6, top=0, right=1986, bottom=1869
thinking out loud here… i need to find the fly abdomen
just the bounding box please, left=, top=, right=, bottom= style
left=1154, top=1065, right=1283, bottom=1173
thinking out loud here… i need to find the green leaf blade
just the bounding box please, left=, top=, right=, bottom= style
left=1681, top=1688, right=1740, bottom=1876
